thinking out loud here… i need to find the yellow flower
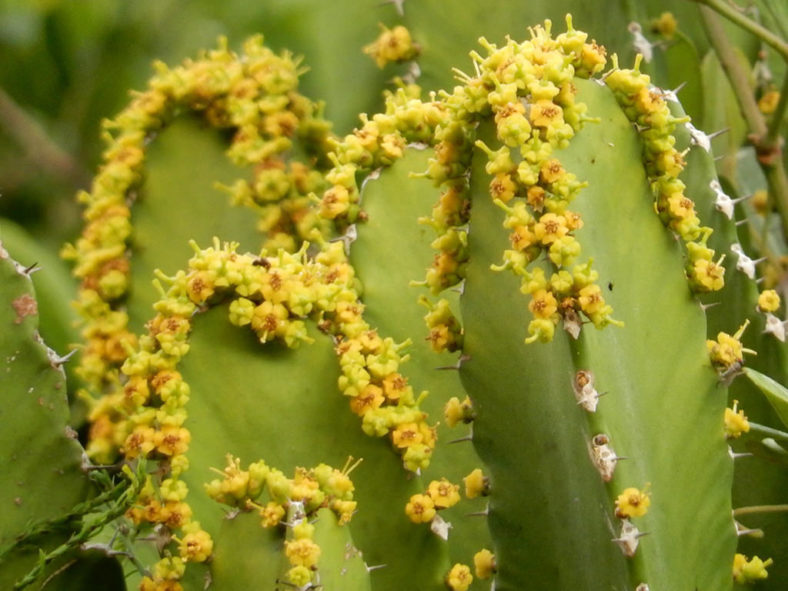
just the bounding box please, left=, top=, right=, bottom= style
left=533, top=213, right=569, bottom=245
left=331, top=499, right=357, bottom=525
left=259, top=501, right=285, bottom=528
left=724, top=400, right=750, bottom=439
left=405, top=493, right=436, bottom=523
left=286, top=565, right=313, bottom=587
left=363, top=24, right=420, bottom=68
left=446, top=563, right=473, bottom=591
left=285, top=538, right=321, bottom=568
left=707, top=321, right=756, bottom=370
left=153, top=557, right=186, bottom=581
left=463, top=468, right=489, bottom=499
left=473, top=548, right=496, bottom=579
left=539, top=159, right=565, bottom=184
left=689, top=257, right=725, bottom=292
left=509, top=224, right=538, bottom=251
left=348, top=383, right=385, bottom=416
left=758, top=90, right=780, bottom=115
left=444, top=396, right=474, bottom=428
left=178, top=523, right=214, bottom=562
left=154, top=426, right=191, bottom=456
left=525, top=317, right=556, bottom=344
left=577, top=284, right=605, bottom=316
left=391, top=422, right=424, bottom=449
left=615, top=487, right=651, bottom=519
left=528, top=289, right=558, bottom=319
left=529, top=99, right=563, bottom=128
left=650, top=11, right=678, bottom=38
left=733, top=553, right=773, bottom=583
left=758, top=289, right=781, bottom=313
left=427, top=478, right=461, bottom=509
left=490, top=173, right=517, bottom=203
left=139, top=577, right=183, bottom=591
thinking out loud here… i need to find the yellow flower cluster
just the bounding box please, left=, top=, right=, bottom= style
left=363, top=24, right=421, bottom=68
left=319, top=18, right=615, bottom=347
left=604, top=54, right=725, bottom=293
left=421, top=296, right=463, bottom=354
left=319, top=84, right=449, bottom=229
left=335, top=325, right=436, bottom=472
left=79, top=238, right=402, bottom=589
left=63, top=35, right=334, bottom=408
left=195, top=456, right=359, bottom=589
left=404, top=478, right=461, bottom=524
left=205, top=455, right=360, bottom=527
left=428, top=17, right=616, bottom=344
left=139, top=556, right=186, bottom=591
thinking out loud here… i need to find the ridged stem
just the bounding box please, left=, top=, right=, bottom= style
left=697, top=4, right=788, bottom=239
left=693, top=0, right=788, bottom=61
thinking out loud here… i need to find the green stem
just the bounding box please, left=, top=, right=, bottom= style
left=0, top=87, right=88, bottom=188
left=733, top=504, right=788, bottom=517
left=10, top=469, right=144, bottom=590
left=766, top=72, right=788, bottom=147
left=698, top=5, right=788, bottom=238
left=747, top=420, right=788, bottom=443
left=693, top=0, right=788, bottom=62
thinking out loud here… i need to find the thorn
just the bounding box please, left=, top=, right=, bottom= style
left=708, top=127, right=730, bottom=139
left=714, top=154, right=725, bottom=162
left=23, top=261, right=40, bottom=275
left=402, top=62, right=421, bottom=84
left=435, top=354, right=470, bottom=371
left=737, top=527, right=764, bottom=538
left=81, top=455, right=126, bottom=473
left=719, top=362, right=744, bottom=386
left=449, top=433, right=474, bottom=444
left=49, top=348, right=78, bottom=367
left=365, top=563, right=388, bottom=572
left=730, top=451, right=753, bottom=459
left=466, top=507, right=489, bottom=517
left=661, top=81, right=686, bottom=102
left=700, top=301, right=721, bottom=311
left=685, top=122, right=711, bottom=151
left=359, top=168, right=381, bottom=191
left=380, top=0, right=405, bottom=15
left=735, top=218, right=749, bottom=226
left=728, top=193, right=753, bottom=206
left=329, top=225, right=357, bottom=254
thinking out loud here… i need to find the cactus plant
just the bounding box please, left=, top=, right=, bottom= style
left=2, top=5, right=787, bottom=591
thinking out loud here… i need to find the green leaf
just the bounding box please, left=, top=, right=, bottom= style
left=744, top=367, right=788, bottom=429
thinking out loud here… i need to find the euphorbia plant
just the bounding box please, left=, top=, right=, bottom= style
left=1, top=5, right=786, bottom=591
